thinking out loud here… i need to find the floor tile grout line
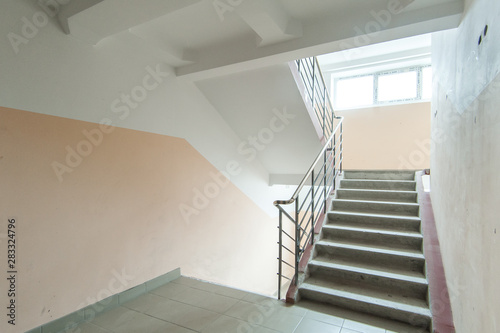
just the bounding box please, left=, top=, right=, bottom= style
left=155, top=281, right=251, bottom=302
left=141, top=310, right=214, bottom=333
left=124, top=290, right=236, bottom=316
left=171, top=278, right=270, bottom=300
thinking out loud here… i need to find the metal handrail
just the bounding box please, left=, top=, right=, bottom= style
left=275, top=56, right=343, bottom=300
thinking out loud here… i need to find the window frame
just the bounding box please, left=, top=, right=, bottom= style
left=332, top=65, right=431, bottom=110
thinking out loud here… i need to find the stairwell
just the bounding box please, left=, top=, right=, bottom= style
left=298, top=170, right=432, bottom=330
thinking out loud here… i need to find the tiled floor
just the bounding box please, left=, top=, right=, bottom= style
left=74, top=276, right=428, bottom=333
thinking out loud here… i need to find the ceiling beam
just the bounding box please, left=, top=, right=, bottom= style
left=236, top=0, right=302, bottom=47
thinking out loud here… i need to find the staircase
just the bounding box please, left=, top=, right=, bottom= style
left=298, top=170, right=432, bottom=330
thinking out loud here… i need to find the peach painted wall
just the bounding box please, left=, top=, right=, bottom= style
left=337, top=102, right=431, bottom=170
left=0, top=106, right=278, bottom=332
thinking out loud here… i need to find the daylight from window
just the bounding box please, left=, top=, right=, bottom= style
left=333, top=66, right=432, bottom=110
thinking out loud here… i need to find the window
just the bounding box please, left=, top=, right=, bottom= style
left=378, top=71, right=418, bottom=102
left=421, top=66, right=432, bottom=100
left=335, top=75, right=374, bottom=109
left=332, top=65, right=432, bottom=110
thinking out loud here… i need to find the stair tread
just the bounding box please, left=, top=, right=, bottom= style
left=328, top=210, right=420, bottom=222
left=332, top=198, right=420, bottom=207
left=337, top=188, right=418, bottom=194
left=300, top=279, right=431, bottom=317
left=342, top=179, right=417, bottom=183
left=316, top=240, right=425, bottom=258
left=312, top=257, right=426, bottom=279
left=308, top=260, right=428, bottom=285
left=323, top=225, right=423, bottom=238
left=329, top=210, right=421, bottom=221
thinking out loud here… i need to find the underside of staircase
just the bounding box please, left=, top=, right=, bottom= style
left=297, top=170, right=432, bottom=331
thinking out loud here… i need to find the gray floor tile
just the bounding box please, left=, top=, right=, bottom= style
left=90, top=306, right=141, bottom=331
left=122, top=293, right=168, bottom=313
left=200, top=315, right=250, bottom=333
left=168, top=286, right=239, bottom=313
left=294, top=318, right=342, bottom=333
left=150, top=282, right=190, bottom=299
left=112, top=312, right=194, bottom=333
left=74, top=322, right=113, bottom=333
left=304, top=309, right=345, bottom=327
left=260, top=310, right=303, bottom=333
left=146, top=298, right=221, bottom=331
left=343, top=320, right=386, bottom=333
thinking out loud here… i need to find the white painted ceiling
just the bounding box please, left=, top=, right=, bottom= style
left=317, top=33, right=432, bottom=77
left=57, top=0, right=463, bottom=80
left=47, top=0, right=463, bottom=182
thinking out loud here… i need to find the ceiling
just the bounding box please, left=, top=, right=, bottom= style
left=317, top=33, right=432, bottom=77
left=54, top=0, right=464, bottom=80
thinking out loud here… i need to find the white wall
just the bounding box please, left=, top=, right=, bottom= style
left=0, top=0, right=296, bottom=216
left=0, top=1, right=306, bottom=330
left=431, top=0, right=500, bottom=331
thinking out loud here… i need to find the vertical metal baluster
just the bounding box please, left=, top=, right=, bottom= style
left=323, top=149, right=327, bottom=214
left=311, top=58, right=315, bottom=107
left=311, top=170, right=315, bottom=245
left=340, top=122, right=343, bottom=173
left=323, top=86, right=327, bottom=138
left=333, top=134, right=337, bottom=191
left=295, top=198, right=300, bottom=285
left=278, top=209, right=283, bottom=300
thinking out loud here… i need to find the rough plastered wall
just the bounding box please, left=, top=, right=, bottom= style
left=0, top=107, right=278, bottom=332
left=337, top=102, right=431, bottom=170
left=431, top=0, right=500, bottom=331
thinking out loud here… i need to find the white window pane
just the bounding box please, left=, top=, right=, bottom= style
left=335, top=76, right=373, bottom=109
left=378, top=71, right=417, bottom=102
left=422, top=67, right=432, bottom=100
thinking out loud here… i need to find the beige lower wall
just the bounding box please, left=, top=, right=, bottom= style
left=337, top=102, right=431, bottom=170
left=0, top=107, right=278, bottom=332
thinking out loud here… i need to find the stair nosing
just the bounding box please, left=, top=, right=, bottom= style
left=332, top=198, right=420, bottom=207
left=322, top=225, right=423, bottom=238
left=308, top=260, right=428, bottom=285
left=337, top=188, right=418, bottom=194
left=341, top=179, right=417, bottom=183
left=316, top=240, right=425, bottom=259
left=299, top=282, right=432, bottom=317
left=328, top=211, right=421, bottom=221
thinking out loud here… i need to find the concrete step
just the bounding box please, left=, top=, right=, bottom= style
left=321, top=225, right=423, bottom=251
left=315, top=240, right=426, bottom=275
left=307, top=260, right=428, bottom=301
left=340, top=179, right=416, bottom=191
left=299, top=279, right=431, bottom=329
left=327, top=211, right=421, bottom=232
left=336, top=189, right=418, bottom=203
left=331, top=199, right=420, bottom=217
left=343, top=170, right=416, bottom=181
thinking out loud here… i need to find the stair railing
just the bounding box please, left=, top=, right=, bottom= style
left=295, top=57, right=336, bottom=140
left=275, top=56, right=343, bottom=300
